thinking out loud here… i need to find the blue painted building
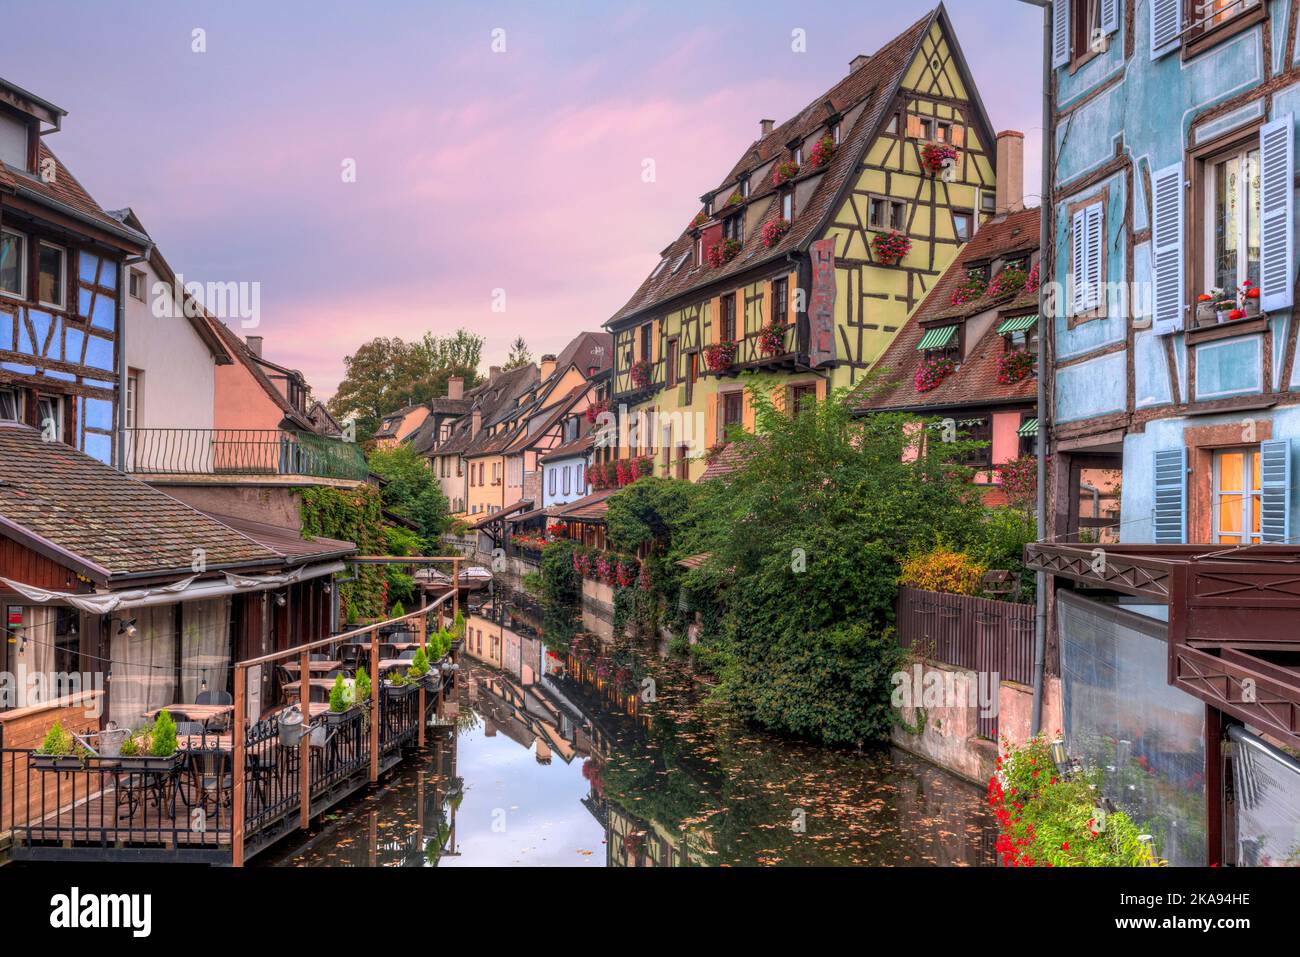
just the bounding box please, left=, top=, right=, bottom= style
left=0, top=77, right=148, bottom=465
left=1037, top=0, right=1300, bottom=866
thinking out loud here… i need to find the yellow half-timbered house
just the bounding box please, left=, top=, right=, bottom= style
left=604, top=5, right=1004, bottom=482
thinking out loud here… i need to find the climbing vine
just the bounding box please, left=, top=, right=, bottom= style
left=299, top=485, right=388, bottom=621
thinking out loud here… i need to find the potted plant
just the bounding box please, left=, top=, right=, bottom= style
left=1240, top=279, right=1261, bottom=318
left=761, top=218, right=792, bottom=248
left=772, top=160, right=799, bottom=186
left=1196, top=288, right=1233, bottom=325
left=325, top=673, right=359, bottom=726
left=383, top=669, right=418, bottom=699
left=31, top=720, right=85, bottom=771
left=703, top=339, right=737, bottom=371
left=810, top=134, right=836, bottom=168
left=630, top=359, right=652, bottom=389
left=872, top=229, right=911, bottom=266
left=726, top=190, right=743, bottom=206
left=920, top=142, right=959, bottom=175
left=116, top=710, right=183, bottom=771
left=355, top=665, right=372, bottom=706
left=758, top=320, right=786, bottom=355
left=408, top=646, right=438, bottom=691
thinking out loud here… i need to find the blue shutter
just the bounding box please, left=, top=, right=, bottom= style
left=1260, top=439, right=1292, bottom=544
left=1259, top=115, right=1295, bottom=313
left=1100, top=0, right=1120, bottom=36
left=1052, top=0, right=1071, bottom=69
left=1153, top=448, right=1187, bottom=544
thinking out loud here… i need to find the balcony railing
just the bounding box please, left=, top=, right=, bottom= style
left=122, top=428, right=368, bottom=481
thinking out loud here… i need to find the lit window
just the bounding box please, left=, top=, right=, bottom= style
left=0, top=228, right=26, bottom=299
left=1205, top=145, right=1261, bottom=294
left=1213, top=448, right=1261, bottom=545
left=38, top=242, right=65, bottom=309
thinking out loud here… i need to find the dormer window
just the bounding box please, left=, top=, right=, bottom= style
left=833, top=124, right=841, bottom=146
left=794, top=145, right=804, bottom=165
left=740, top=177, right=750, bottom=198
left=0, top=111, right=29, bottom=171
left=724, top=214, right=743, bottom=244
left=782, top=191, right=794, bottom=222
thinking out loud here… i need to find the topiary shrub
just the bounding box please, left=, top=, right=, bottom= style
left=355, top=666, right=372, bottom=704
left=150, top=709, right=178, bottom=756
left=37, top=720, right=72, bottom=756
left=329, top=673, right=349, bottom=712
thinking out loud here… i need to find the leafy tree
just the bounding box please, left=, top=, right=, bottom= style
left=502, top=336, right=532, bottom=371
left=367, top=443, right=451, bottom=546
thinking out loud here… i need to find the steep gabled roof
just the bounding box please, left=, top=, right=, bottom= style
left=202, top=315, right=317, bottom=431
left=853, top=207, right=1041, bottom=413
left=608, top=7, right=985, bottom=327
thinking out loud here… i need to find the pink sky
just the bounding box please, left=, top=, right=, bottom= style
left=3, top=1, right=1044, bottom=399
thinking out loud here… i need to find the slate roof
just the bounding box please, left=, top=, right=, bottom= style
left=0, top=422, right=283, bottom=582
left=852, top=207, right=1041, bottom=413
left=550, top=489, right=615, bottom=523
left=608, top=8, right=979, bottom=327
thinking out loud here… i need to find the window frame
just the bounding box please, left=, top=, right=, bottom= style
left=1183, top=0, right=1266, bottom=60
left=1069, top=0, right=1105, bottom=72
left=0, top=386, right=22, bottom=422
left=1212, top=446, right=1262, bottom=545
left=953, top=210, right=974, bottom=243
left=1065, top=453, right=1123, bottom=544
left=0, top=226, right=27, bottom=300
left=1200, top=138, right=1260, bottom=305
left=125, top=370, right=140, bottom=429
left=720, top=294, right=737, bottom=343
left=720, top=390, right=744, bottom=431
left=772, top=277, right=789, bottom=328
left=36, top=393, right=64, bottom=443
left=129, top=267, right=146, bottom=302
left=1066, top=187, right=1109, bottom=327
left=781, top=191, right=794, bottom=222
left=868, top=194, right=907, bottom=231
left=666, top=336, right=679, bottom=387
left=36, top=240, right=66, bottom=310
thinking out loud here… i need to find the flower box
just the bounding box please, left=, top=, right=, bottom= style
left=630, top=360, right=652, bottom=389
left=383, top=682, right=419, bottom=700
left=758, top=322, right=786, bottom=356
left=30, top=754, right=85, bottom=772
left=324, top=705, right=361, bottom=727
left=703, top=340, right=737, bottom=372
left=872, top=230, right=912, bottom=266
left=772, top=160, right=800, bottom=187
left=995, top=349, right=1035, bottom=385
left=761, top=218, right=791, bottom=249
left=810, top=134, right=836, bottom=169
left=920, top=142, right=959, bottom=175
left=706, top=239, right=742, bottom=269
left=915, top=356, right=956, bottom=393
left=107, top=753, right=185, bottom=773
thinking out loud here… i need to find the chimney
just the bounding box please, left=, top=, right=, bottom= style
left=447, top=376, right=464, bottom=400
left=995, top=131, right=1026, bottom=216
left=849, top=54, right=871, bottom=73
left=245, top=335, right=263, bottom=357
left=539, top=354, right=557, bottom=380
left=760, top=118, right=774, bottom=136
left=489, top=365, right=502, bottom=382
left=471, top=408, right=482, bottom=436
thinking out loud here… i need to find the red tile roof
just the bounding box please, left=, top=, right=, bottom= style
left=608, top=8, right=979, bottom=326
left=551, top=489, right=615, bottom=523
left=2, top=145, right=148, bottom=250
left=853, top=208, right=1041, bottom=413
left=698, top=442, right=752, bottom=481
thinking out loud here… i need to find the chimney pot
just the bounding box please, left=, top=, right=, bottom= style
left=995, top=131, right=1026, bottom=216
left=471, top=409, right=482, bottom=436
left=245, top=335, right=263, bottom=357
left=760, top=118, right=774, bottom=136
left=447, top=376, right=464, bottom=400
left=540, top=354, right=557, bottom=380
left=849, top=54, right=871, bottom=73
left=489, top=365, right=502, bottom=382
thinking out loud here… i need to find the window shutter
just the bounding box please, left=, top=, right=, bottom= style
left=906, top=114, right=924, bottom=139
left=1052, top=0, right=1071, bottom=68
left=1152, top=448, right=1188, bottom=544
left=1085, top=202, right=1104, bottom=311
left=1151, top=0, right=1180, bottom=58
left=1260, top=439, right=1292, bottom=544
left=1151, top=163, right=1186, bottom=335
left=1260, top=115, right=1295, bottom=313
left=1071, top=207, right=1088, bottom=315
left=1100, top=0, right=1120, bottom=35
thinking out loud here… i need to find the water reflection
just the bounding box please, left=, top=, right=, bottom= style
left=264, top=599, right=996, bottom=867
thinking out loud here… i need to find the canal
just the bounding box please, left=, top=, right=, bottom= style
left=261, top=609, right=995, bottom=867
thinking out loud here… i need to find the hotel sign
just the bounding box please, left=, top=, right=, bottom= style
left=809, top=239, right=837, bottom=367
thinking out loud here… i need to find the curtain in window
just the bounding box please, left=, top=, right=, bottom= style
left=180, top=597, right=232, bottom=702
left=11, top=606, right=55, bottom=707
left=109, top=604, right=177, bottom=730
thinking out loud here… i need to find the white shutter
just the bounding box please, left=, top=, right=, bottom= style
left=1260, top=114, right=1295, bottom=313
left=1071, top=207, right=1088, bottom=315
left=1052, top=0, right=1071, bottom=68
left=1151, top=163, right=1186, bottom=335
left=1151, top=0, right=1181, bottom=58
left=1101, top=0, right=1120, bottom=36
left=1084, top=201, right=1104, bottom=312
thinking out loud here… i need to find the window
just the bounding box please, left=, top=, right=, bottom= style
left=1071, top=0, right=1102, bottom=64
left=1068, top=194, right=1106, bottom=322
left=666, top=337, right=679, bottom=387
left=953, top=211, right=974, bottom=242
left=1213, top=448, right=1261, bottom=544
left=0, top=388, right=20, bottom=421
left=640, top=322, right=653, bottom=360
left=1067, top=456, right=1122, bottom=544
left=791, top=383, right=817, bottom=415
left=37, top=242, right=65, bottom=309
left=37, top=395, right=63, bottom=442
left=695, top=236, right=703, bottom=267
left=794, top=145, right=803, bottom=165
left=781, top=191, right=794, bottom=221
left=958, top=418, right=993, bottom=469
left=935, top=120, right=953, bottom=143
left=563, top=465, right=571, bottom=495
left=740, top=178, right=750, bottom=198
left=773, top=277, right=788, bottom=328
left=833, top=123, right=841, bottom=146
left=576, top=463, right=584, bottom=491
left=721, top=391, right=744, bottom=430
left=126, top=371, right=140, bottom=429
left=129, top=268, right=146, bottom=301
left=0, top=111, right=29, bottom=170
left=0, top=228, right=25, bottom=299
left=1205, top=144, right=1261, bottom=295
left=676, top=444, right=688, bottom=480
left=1185, top=0, right=1263, bottom=48
left=980, top=191, right=996, bottom=214
left=689, top=352, right=699, bottom=383
left=720, top=295, right=736, bottom=342
left=869, top=196, right=907, bottom=231
left=724, top=213, right=743, bottom=244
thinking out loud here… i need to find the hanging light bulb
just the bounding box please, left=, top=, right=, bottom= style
left=275, top=592, right=287, bottom=607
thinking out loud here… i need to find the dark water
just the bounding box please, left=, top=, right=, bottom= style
left=260, top=612, right=995, bottom=867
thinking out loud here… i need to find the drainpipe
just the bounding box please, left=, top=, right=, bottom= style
left=1021, top=0, right=1054, bottom=736
left=114, top=259, right=127, bottom=472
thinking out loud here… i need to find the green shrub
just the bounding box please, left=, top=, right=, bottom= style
left=38, top=720, right=72, bottom=756
left=408, top=647, right=429, bottom=679
left=329, top=673, right=349, bottom=712
left=391, top=600, right=406, bottom=619
left=150, top=710, right=178, bottom=756
left=355, top=666, right=371, bottom=704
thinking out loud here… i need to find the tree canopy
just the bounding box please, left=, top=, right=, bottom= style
left=367, top=443, right=451, bottom=548
left=502, top=336, right=532, bottom=371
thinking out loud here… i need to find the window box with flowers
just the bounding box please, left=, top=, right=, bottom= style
left=772, top=160, right=800, bottom=187
left=726, top=190, right=743, bottom=207
left=1194, top=280, right=1261, bottom=328
left=703, top=339, right=737, bottom=372
left=1022, top=262, right=1040, bottom=294
left=995, top=348, right=1035, bottom=385
left=761, top=218, right=791, bottom=248
left=706, top=238, right=742, bottom=269
left=915, top=355, right=956, bottom=393
left=872, top=230, right=911, bottom=266
left=920, top=142, right=959, bottom=175
left=584, top=398, right=609, bottom=424
left=630, top=359, right=652, bottom=389
left=949, top=269, right=987, bottom=307
left=987, top=264, right=1029, bottom=300
left=758, top=320, right=787, bottom=356
left=809, top=134, right=836, bottom=169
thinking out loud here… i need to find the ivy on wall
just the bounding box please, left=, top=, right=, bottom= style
left=298, top=485, right=388, bottom=622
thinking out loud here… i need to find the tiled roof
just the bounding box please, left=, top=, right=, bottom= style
left=608, top=9, right=939, bottom=326
left=197, top=512, right=355, bottom=564
left=1, top=145, right=149, bottom=250
left=0, top=423, right=282, bottom=582
left=540, top=433, right=593, bottom=463
left=853, top=208, right=1041, bottom=413
left=699, top=442, right=752, bottom=481
left=555, top=331, right=613, bottom=375
left=551, top=489, right=615, bottom=523
left=469, top=499, right=533, bottom=529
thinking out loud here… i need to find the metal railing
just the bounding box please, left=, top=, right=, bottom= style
left=122, top=428, right=368, bottom=481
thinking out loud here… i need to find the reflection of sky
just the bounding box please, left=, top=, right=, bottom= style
left=442, top=719, right=605, bottom=867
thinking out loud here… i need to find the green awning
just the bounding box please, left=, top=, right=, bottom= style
left=916, top=325, right=958, bottom=351
left=997, top=314, right=1039, bottom=335
left=1017, top=418, right=1038, bottom=437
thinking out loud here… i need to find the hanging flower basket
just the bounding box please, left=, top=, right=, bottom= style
left=630, top=359, right=652, bottom=389
left=950, top=270, right=987, bottom=307
left=703, top=340, right=737, bottom=372
left=920, top=142, right=959, bottom=175
left=772, top=160, right=800, bottom=187
left=810, top=134, right=837, bottom=169
left=872, top=230, right=911, bottom=266
left=988, top=265, right=1029, bottom=300
left=706, top=238, right=742, bottom=269
left=915, top=355, right=956, bottom=393
left=584, top=398, right=608, bottom=424
left=995, top=349, right=1035, bottom=385
left=758, top=321, right=786, bottom=356
left=761, top=218, right=791, bottom=248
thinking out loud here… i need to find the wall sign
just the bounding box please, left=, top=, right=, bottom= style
left=809, top=238, right=837, bottom=367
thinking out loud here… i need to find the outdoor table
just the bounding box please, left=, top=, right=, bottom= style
left=145, top=703, right=235, bottom=728
left=281, top=660, right=342, bottom=674
left=282, top=677, right=338, bottom=696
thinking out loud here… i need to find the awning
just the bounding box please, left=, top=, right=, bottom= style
left=996, top=314, right=1039, bottom=335
left=469, top=499, right=533, bottom=529
left=1, top=561, right=345, bottom=614
left=1017, top=417, right=1038, bottom=437
left=916, top=325, right=958, bottom=351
